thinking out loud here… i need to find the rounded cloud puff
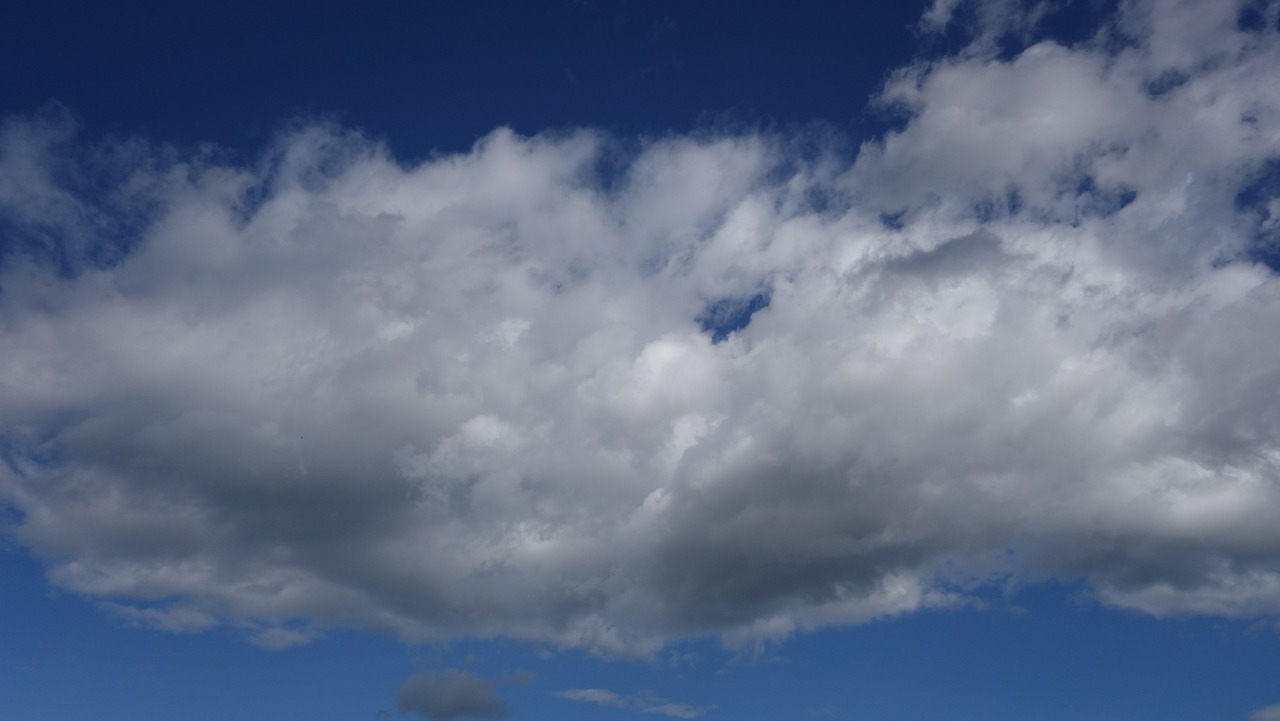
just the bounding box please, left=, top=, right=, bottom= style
left=2, top=0, right=1279, bottom=655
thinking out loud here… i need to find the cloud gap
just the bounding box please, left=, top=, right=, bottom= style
left=696, top=291, right=772, bottom=344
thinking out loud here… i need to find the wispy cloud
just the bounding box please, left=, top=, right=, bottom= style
left=101, top=602, right=218, bottom=634
left=504, top=670, right=535, bottom=686
left=556, top=688, right=711, bottom=718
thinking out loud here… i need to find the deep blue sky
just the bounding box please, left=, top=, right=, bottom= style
left=3, top=1, right=1280, bottom=720
left=2, top=0, right=929, bottom=157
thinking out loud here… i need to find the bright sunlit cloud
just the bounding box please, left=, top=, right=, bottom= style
left=1, top=0, right=1279, bottom=664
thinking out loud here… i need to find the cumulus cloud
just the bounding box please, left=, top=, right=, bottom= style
left=396, top=670, right=509, bottom=721
left=1252, top=706, right=1280, bottom=721
left=1, top=0, right=1280, bottom=656
left=556, top=688, right=709, bottom=718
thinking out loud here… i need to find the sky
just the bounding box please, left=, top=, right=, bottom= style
left=2, top=0, right=1280, bottom=719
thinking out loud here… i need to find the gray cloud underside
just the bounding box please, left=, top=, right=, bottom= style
left=2, top=0, right=1280, bottom=655
left=397, top=670, right=509, bottom=721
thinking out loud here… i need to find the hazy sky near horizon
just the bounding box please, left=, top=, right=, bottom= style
left=3, top=0, right=1280, bottom=719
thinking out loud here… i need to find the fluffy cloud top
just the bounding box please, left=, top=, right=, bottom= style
left=1, top=0, right=1279, bottom=655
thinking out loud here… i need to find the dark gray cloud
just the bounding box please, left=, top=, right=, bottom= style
left=1, top=0, right=1280, bottom=657
left=396, top=670, right=509, bottom=721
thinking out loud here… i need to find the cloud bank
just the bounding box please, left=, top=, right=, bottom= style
left=2, top=0, right=1280, bottom=655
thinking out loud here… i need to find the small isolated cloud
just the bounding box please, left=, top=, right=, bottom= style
left=246, top=626, right=321, bottom=650
left=397, top=670, right=509, bottom=721
left=557, top=688, right=710, bottom=718
left=919, top=0, right=962, bottom=31
left=1252, top=705, right=1280, bottom=721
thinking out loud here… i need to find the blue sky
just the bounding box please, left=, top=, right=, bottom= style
left=3, top=1, right=1280, bottom=720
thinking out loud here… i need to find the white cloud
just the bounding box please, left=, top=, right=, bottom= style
left=1252, top=705, right=1280, bottom=721
left=1, top=0, right=1280, bottom=656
